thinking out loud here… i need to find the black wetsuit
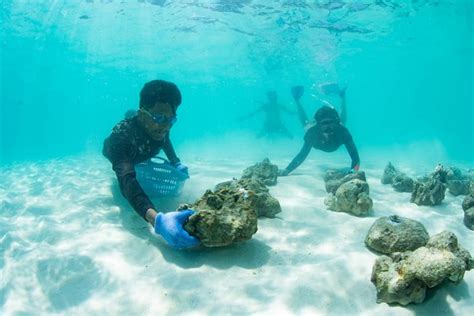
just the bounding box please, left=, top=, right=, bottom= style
left=285, top=121, right=359, bottom=173
left=103, top=116, right=180, bottom=219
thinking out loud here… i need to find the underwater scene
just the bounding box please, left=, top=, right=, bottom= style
left=1, top=0, right=473, bottom=315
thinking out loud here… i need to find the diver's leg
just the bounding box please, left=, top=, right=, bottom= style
left=340, top=89, right=347, bottom=125
left=296, top=100, right=309, bottom=127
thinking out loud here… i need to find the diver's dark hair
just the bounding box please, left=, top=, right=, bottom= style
left=314, top=105, right=340, bottom=124
left=139, top=80, right=182, bottom=109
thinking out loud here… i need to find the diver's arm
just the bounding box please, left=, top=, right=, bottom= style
left=112, top=160, right=155, bottom=220
left=295, top=99, right=309, bottom=127
left=103, top=135, right=155, bottom=220
left=284, top=141, right=312, bottom=174
left=344, top=136, right=360, bottom=170
left=162, top=133, right=180, bottom=165
left=340, top=88, right=347, bottom=126
left=238, top=106, right=262, bottom=121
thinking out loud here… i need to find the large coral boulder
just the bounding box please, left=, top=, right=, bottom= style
left=325, top=179, right=372, bottom=216
left=215, top=178, right=281, bottom=218
left=371, top=254, right=426, bottom=305
left=462, top=194, right=474, bottom=230
left=183, top=186, right=258, bottom=247
left=411, top=164, right=461, bottom=205
left=381, top=162, right=398, bottom=185
left=324, top=170, right=366, bottom=194
left=444, top=166, right=472, bottom=196
left=391, top=174, right=415, bottom=193
left=411, top=178, right=446, bottom=206
left=241, top=158, right=278, bottom=186
left=365, top=215, right=429, bottom=254
left=447, top=180, right=471, bottom=196
left=381, top=162, right=415, bottom=192
left=371, top=231, right=472, bottom=305
left=407, top=247, right=466, bottom=288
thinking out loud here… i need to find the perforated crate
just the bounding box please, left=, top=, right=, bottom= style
left=135, top=157, right=189, bottom=197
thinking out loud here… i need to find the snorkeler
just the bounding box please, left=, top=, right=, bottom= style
left=103, top=80, right=199, bottom=249
left=239, top=90, right=294, bottom=139
left=279, top=84, right=360, bottom=176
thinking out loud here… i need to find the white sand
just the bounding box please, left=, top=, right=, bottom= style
left=1, top=149, right=473, bottom=315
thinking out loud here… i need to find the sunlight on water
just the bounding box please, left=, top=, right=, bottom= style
left=1, top=0, right=473, bottom=314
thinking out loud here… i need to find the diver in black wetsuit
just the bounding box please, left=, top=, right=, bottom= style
left=103, top=80, right=199, bottom=249
left=239, top=90, right=294, bottom=139
left=279, top=86, right=360, bottom=176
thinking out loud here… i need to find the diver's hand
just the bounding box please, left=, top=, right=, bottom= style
left=154, top=210, right=200, bottom=249
left=343, top=164, right=359, bottom=174
left=278, top=168, right=289, bottom=177
left=174, top=162, right=189, bottom=176
left=339, top=167, right=354, bottom=175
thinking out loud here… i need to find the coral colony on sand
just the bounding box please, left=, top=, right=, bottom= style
left=381, top=163, right=474, bottom=229
left=365, top=215, right=430, bottom=254
left=369, top=229, right=472, bottom=305
left=371, top=164, right=474, bottom=305
left=411, top=164, right=448, bottom=206
left=181, top=188, right=258, bottom=247
left=214, top=178, right=282, bottom=218
left=180, top=159, right=280, bottom=247
left=381, top=162, right=415, bottom=193
left=241, top=158, right=279, bottom=186
left=382, top=163, right=474, bottom=200
left=323, top=169, right=373, bottom=216
left=176, top=159, right=472, bottom=306
left=324, top=169, right=367, bottom=194
left=463, top=192, right=474, bottom=230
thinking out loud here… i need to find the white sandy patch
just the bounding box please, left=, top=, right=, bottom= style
left=1, top=152, right=473, bottom=315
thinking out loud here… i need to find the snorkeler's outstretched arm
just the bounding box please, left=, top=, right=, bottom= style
left=281, top=141, right=312, bottom=175
left=344, top=134, right=360, bottom=171
left=103, top=132, right=156, bottom=220
left=238, top=106, right=262, bottom=121
left=112, top=160, right=155, bottom=219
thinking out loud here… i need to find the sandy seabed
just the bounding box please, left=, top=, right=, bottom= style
left=1, top=149, right=473, bottom=315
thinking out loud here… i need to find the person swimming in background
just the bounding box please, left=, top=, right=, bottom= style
left=103, top=80, right=199, bottom=249
left=239, top=90, right=294, bottom=139
left=279, top=84, right=360, bottom=176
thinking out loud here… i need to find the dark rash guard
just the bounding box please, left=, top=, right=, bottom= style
left=103, top=116, right=180, bottom=219
left=285, top=122, right=360, bottom=173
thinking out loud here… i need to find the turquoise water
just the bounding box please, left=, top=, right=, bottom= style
left=1, top=0, right=472, bottom=164
left=1, top=1, right=474, bottom=315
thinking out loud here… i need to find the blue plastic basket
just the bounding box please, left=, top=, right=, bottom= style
left=135, top=157, right=189, bottom=197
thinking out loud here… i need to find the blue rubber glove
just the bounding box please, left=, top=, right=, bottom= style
left=174, top=162, right=189, bottom=176
left=154, top=210, right=200, bottom=249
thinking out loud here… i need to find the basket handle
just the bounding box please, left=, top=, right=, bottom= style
left=150, top=156, right=171, bottom=165
left=149, top=156, right=190, bottom=179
